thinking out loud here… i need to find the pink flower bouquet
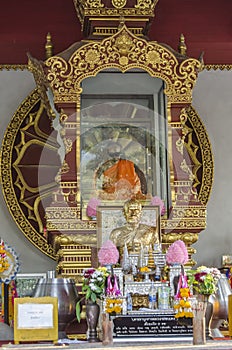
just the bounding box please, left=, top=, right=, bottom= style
left=86, top=197, right=101, bottom=217
left=150, top=196, right=166, bottom=216
left=98, top=240, right=119, bottom=266
left=166, top=239, right=189, bottom=265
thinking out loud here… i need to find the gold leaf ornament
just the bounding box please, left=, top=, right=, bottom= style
left=85, top=49, right=101, bottom=68
left=112, top=0, right=127, bottom=8
left=146, top=50, right=161, bottom=67
left=115, top=33, right=134, bottom=55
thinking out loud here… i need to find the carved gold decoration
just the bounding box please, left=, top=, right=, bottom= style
left=0, top=65, right=28, bottom=71
left=93, top=26, right=144, bottom=37
left=184, top=106, right=214, bottom=204
left=204, top=64, right=232, bottom=71
left=162, top=232, right=199, bottom=245
left=45, top=207, right=80, bottom=221
left=178, top=33, right=187, bottom=56
left=131, top=294, right=149, bottom=309
left=83, top=0, right=104, bottom=8
left=161, top=204, right=207, bottom=232
left=28, top=54, right=56, bottom=119
left=63, top=138, right=73, bottom=154
left=45, top=32, right=53, bottom=59
left=1, top=22, right=213, bottom=261
left=0, top=64, right=231, bottom=72
left=180, top=159, right=195, bottom=182
left=0, top=89, right=58, bottom=259
left=42, top=26, right=202, bottom=104
left=179, top=108, right=202, bottom=187
left=60, top=160, right=70, bottom=174
left=176, top=137, right=184, bottom=155
left=73, top=0, right=158, bottom=29
left=115, top=32, right=134, bottom=55
left=53, top=235, right=96, bottom=253
left=135, top=0, right=157, bottom=9
left=174, top=181, right=198, bottom=203
left=173, top=106, right=213, bottom=204
left=55, top=244, right=92, bottom=279
left=112, top=0, right=127, bottom=8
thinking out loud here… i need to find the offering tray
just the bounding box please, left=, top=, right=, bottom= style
left=139, top=270, right=156, bottom=281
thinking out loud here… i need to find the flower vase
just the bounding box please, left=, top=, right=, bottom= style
left=192, top=294, right=209, bottom=345
left=86, top=300, right=100, bottom=342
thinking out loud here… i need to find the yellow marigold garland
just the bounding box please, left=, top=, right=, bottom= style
left=174, top=287, right=193, bottom=319
left=105, top=297, right=123, bottom=314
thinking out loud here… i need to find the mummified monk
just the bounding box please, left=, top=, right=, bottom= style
left=97, top=141, right=147, bottom=201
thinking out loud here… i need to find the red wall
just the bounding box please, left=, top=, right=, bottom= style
left=1, top=0, right=231, bottom=65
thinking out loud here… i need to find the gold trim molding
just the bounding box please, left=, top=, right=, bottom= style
left=1, top=64, right=231, bottom=71
left=204, top=64, right=232, bottom=71
left=0, top=65, right=28, bottom=71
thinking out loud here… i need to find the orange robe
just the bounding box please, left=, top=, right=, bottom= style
left=102, top=159, right=142, bottom=199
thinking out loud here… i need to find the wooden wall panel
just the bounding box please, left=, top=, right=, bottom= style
left=1, top=0, right=231, bottom=64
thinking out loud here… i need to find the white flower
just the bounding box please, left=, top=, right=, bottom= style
left=89, top=283, right=98, bottom=291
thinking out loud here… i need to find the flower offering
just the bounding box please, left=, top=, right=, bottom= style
left=98, top=240, right=119, bottom=266
left=76, top=266, right=109, bottom=322
left=187, top=265, right=221, bottom=295
left=166, top=239, right=189, bottom=265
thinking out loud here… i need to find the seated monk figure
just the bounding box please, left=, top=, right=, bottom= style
left=109, top=198, right=159, bottom=251
left=96, top=141, right=147, bottom=201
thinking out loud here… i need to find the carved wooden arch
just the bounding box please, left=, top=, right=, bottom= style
left=44, top=25, right=202, bottom=104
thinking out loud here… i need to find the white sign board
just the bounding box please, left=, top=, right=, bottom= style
left=17, top=303, right=53, bottom=329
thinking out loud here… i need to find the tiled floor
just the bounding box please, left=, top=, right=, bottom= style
left=2, top=339, right=232, bottom=350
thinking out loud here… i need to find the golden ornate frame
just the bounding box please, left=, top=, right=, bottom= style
left=0, top=25, right=214, bottom=262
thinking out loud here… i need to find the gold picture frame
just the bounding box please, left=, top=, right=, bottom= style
left=14, top=296, right=58, bottom=344
left=96, top=205, right=161, bottom=248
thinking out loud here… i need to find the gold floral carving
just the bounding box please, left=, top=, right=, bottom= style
left=135, top=0, right=158, bottom=9
left=63, top=138, right=73, bottom=154
left=84, top=0, right=104, bottom=8
left=161, top=204, right=206, bottom=233
left=73, top=0, right=157, bottom=22
left=44, top=26, right=202, bottom=104
left=162, top=232, right=199, bottom=245
left=112, top=0, right=127, bottom=8
left=161, top=219, right=206, bottom=231
left=60, top=161, right=70, bottom=174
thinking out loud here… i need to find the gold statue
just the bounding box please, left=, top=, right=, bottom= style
left=109, top=198, right=159, bottom=251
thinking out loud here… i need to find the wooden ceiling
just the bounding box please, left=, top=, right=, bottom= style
left=1, top=0, right=231, bottom=65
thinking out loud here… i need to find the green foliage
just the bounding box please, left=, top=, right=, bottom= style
left=75, top=267, right=109, bottom=323
left=186, top=266, right=221, bottom=295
